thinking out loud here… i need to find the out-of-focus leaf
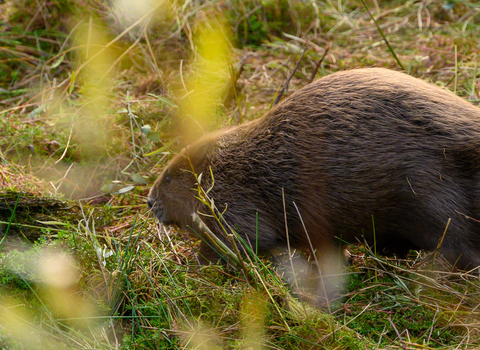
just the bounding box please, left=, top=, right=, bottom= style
left=130, top=173, right=149, bottom=184
left=143, top=138, right=177, bottom=157
left=36, top=221, right=69, bottom=225
left=50, top=54, right=65, bottom=68
left=27, top=105, right=45, bottom=119
left=101, top=183, right=116, bottom=193
left=69, top=71, right=76, bottom=94
left=147, top=93, right=178, bottom=108
left=141, top=125, right=152, bottom=135
left=116, top=186, right=135, bottom=194
left=442, top=0, right=456, bottom=10
left=147, top=132, right=160, bottom=142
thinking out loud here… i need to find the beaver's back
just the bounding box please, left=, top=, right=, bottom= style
left=207, top=69, right=480, bottom=268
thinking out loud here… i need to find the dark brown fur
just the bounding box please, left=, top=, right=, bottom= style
left=148, top=68, right=480, bottom=269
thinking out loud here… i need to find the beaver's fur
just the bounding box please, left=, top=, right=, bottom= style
left=148, top=68, right=480, bottom=269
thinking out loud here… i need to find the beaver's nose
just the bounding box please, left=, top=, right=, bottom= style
left=147, top=198, right=155, bottom=209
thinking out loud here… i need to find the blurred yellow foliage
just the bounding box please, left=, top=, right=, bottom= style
left=241, top=290, right=267, bottom=349
left=0, top=249, right=100, bottom=348
left=71, top=18, right=114, bottom=157
left=179, top=16, right=233, bottom=141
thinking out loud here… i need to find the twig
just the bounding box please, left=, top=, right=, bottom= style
left=388, top=316, right=407, bottom=350
left=309, top=45, right=330, bottom=83
left=431, top=218, right=451, bottom=268
left=406, top=176, right=417, bottom=195
left=190, top=214, right=235, bottom=263
left=282, top=189, right=299, bottom=293
left=360, top=0, right=405, bottom=71
left=273, top=49, right=306, bottom=106
left=49, top=163, right=74, bottom=196
left=227, top=56, right=247, bottom=123
left=55, top=122, right=74, bottom=164
left=427, top=307, right=439, bottom=345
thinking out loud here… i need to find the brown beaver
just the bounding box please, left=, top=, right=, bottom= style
left=148, top=68, right=480, bottom=270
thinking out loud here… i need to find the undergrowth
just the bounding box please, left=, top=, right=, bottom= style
left=1, top=0, right=480, bottom=349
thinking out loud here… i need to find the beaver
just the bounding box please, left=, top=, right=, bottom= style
left=148, top=68, right=480, bottom=270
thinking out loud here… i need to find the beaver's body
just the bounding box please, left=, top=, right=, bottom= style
left=148, top=68, right=480, bottom=269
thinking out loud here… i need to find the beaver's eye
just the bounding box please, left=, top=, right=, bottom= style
left=165, top=174, right=172, bottom=184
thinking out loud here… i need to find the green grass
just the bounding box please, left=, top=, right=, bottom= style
left=1, top=0, right=480, bottom=348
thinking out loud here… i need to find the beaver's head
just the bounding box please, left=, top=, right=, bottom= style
left=147, top=140, right=213, bottom=228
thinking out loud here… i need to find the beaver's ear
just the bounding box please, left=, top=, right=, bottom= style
left=185, top=140, right=212, bottom=172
